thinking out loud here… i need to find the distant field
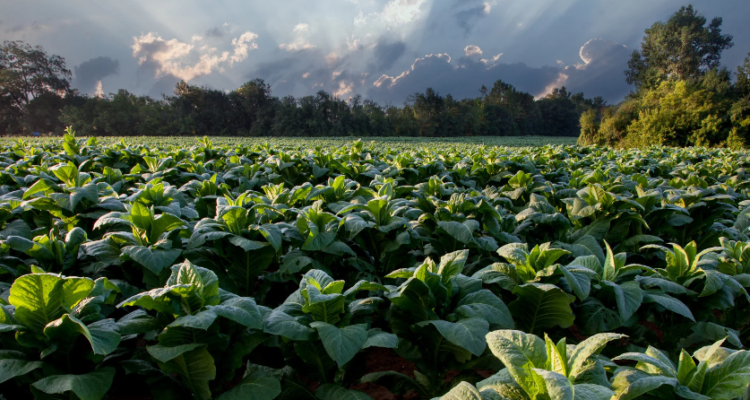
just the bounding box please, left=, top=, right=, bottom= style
left=4, top=135, right=579, bottom=149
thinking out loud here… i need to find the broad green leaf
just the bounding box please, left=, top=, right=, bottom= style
left=438, top=221, right=475, bottom=244
left=121, top=245, right=182, bottom=275
left=533, top=368, right=574, bottom=400
left=31, top=367, right=115, bottom=400
left=440, top=381, right=485, bottom=400
left=315, top=384, right=373, bottom=400
left=643, top=292, right=695, bottom=321
left=438, top=250, right=469, bottom=281
left=691, top=322, right=743, bottom=348
left=304, top=286, right=345, bottom=324
left=509, top=284, right=575, bottom=334
left=456, top=289, right=514, bottom=329
left=612, top=370, right=678, bottom=400
left=362, top=329, right=399, bottom=349
left=147, top=343, right=204, bottom=363
left=0, top=359, right=44, bottom=384
left=61, top=278, right=95, bottom=312
left=677, top=349, right=697, bottom=386
left=612, top=352, right=675, bottom=377
left=420, top=318, right=489, bottom=357
left=573, top=384, right=614, bottom=400
left=486, top=330, right=547, bottom=398
left=568, top=333, right=626, bottom=378
left=557, top=266, right=592, bottom=301
left=168, top=310, right=218, bottom=330
left=206, top=296, right=263, bottom=329
left=388, top=278, right=438, bottom=322
left=476, top=369, right=526, bottom=400
left=116, top=309, right=161, bottom=335
left=704, top=351, right=750, bottom=400
left=602, top=281, right=642, bottom=321
left=44, top=316, right=120, bottom=355
left=263, top=310, right=315, bottom=341
left=158, top=346, right=216, bottom=400
left=310, top=322, right=367, bottom=367
left=216, top=366, right=281, bottom=400
left=9, top=273, right=65, bottom=332
left=6, top=236, right=54, bottom=261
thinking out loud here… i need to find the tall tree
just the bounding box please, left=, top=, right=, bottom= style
left=0, top=41, right=72, bottom=133
left=625, top=5, right=733, bottom=90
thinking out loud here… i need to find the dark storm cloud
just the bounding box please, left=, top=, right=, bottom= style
left=245, top=48, right=367, bottom=99
left=453, top=2, right=489, bottom=35
left=5, top=21, right=45, bottom=34
left=251, top=57, right=302, bottom=83
left=371, top=39, right=406, bottom=71
left=5, top=25, right=24, bottom=34
left=74, top=56, right=120, bottom=94
left=368, top=53, right=561, bottom=104
left=205, top=26, right=224, bottom=38
left=558, top=39, right=634, bottom=103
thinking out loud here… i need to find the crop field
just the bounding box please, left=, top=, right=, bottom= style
left=1, top=133, right=750, bottom=400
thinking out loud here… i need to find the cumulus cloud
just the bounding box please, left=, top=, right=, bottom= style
left=464, top=45, right=483, bottom=57
left=132, top=30, right=257, bottom=82
left=279, top=23, right=315, bottom=51
left=355, top=0, right=429, bottom=28
left=94, top=81, right=105, bottom=97
left=334, top=80, right=354, bottom=97
left=73, top=56, right=120, bottom=95
left=543, top=38, right=633, bottom=102
left=231, top=31, right=259, bottom=63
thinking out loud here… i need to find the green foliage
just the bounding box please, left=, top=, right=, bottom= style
left=0, top=136, right=749, bottom=400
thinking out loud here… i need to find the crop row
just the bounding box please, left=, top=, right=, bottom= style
left=1, top=133, right=750, bottom=399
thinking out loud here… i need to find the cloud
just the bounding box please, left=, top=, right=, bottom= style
left=132, top=31, right=257, bottom=82
left=371, top=39, right=406, bottom=71
left=73, top=56, right=120, bottom=95
left=231, top=31, right=259, bottom=63
left=464, top=45, right=482, bottom=57
left=205, top=27, right=225, bottom=38
left=454, top=1, right=491, bottom=34
left=5, top=21, right=48, bottom=34
left=334, top=80, right=354, bottom=97
left=355, top=0, right=429, bottom=28
left=545, top=38, right=633, bottom=102
left=94, top=81, right=104, bottom=97
left=369, top=51, right=560, bottom=103
left=279, top=23, right=315, bottom=51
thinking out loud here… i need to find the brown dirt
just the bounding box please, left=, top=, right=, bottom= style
left=364, top=347, right=417, bottom=377
left=639, top=321, right=664, bottom=342
left=567, top=325, right=588, bottom=342
left=476, top=369, right=494, bottom=379
left=348, top=348, right=420, bottom=399
left=350, top=382, right=398, bottom=400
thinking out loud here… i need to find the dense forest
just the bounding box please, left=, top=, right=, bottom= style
left=0, top=41, right=602, bottom=138
left=579, top=5, right=750, bottom=148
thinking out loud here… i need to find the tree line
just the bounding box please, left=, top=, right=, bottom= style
left=0, top=41, right=603, bottom=138
left=579, top=5, right=750, bottom=148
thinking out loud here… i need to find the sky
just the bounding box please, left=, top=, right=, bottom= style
left=2, top=0, right=749, bottom=105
